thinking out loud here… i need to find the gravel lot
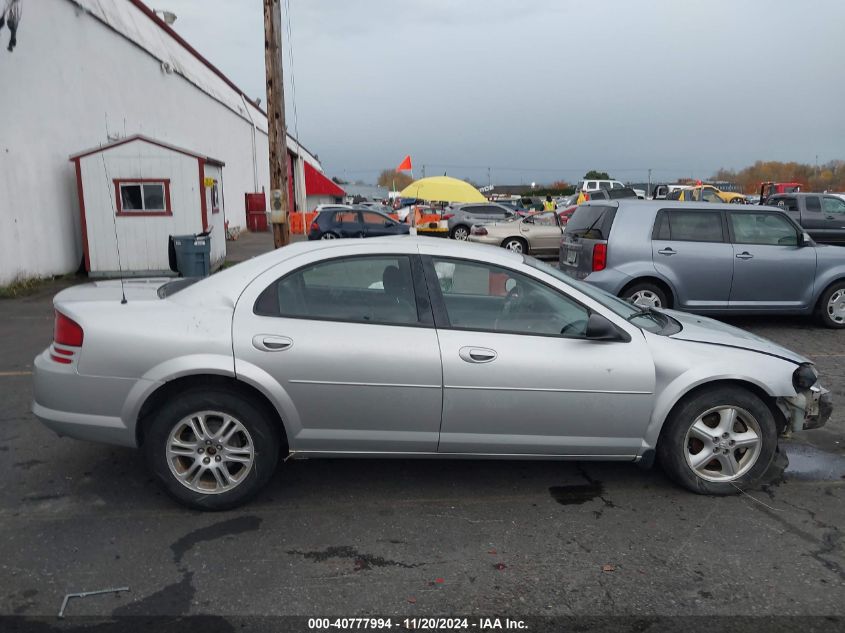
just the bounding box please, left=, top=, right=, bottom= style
left=1, top=278, right=843, bottom=622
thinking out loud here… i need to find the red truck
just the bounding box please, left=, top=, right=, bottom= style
left=760, top=181, right=803, bottom=203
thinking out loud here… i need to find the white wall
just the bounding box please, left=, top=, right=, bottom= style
left=0, top=0, right=312, bottom=285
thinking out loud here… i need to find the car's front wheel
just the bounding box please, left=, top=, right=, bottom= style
left=657, top=386, right=777, bottom=495
left=320, top=232, right=339, bottom=240
left=145, top=388, right=280, bottom=510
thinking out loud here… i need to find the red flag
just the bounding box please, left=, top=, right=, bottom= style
left=396, top=155, right=412, bottom=172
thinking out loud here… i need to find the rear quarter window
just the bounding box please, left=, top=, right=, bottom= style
left=565, top=204, right=617, bottom=240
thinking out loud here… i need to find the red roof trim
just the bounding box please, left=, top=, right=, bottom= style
left=126, top=0, right=265, bottom=114
left=69, top=134, right=225, bottom=166
left=304, top=162, right=346, bottom=197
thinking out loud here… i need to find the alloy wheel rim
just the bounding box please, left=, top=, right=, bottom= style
left=827, top=289, right=845, bottom=324
left=629, top=290, right=662, bottom=308
left=321, top=233, right=336, bottom=240
left=684, top=405, right=762, bottom=482
left=505, top=240, right=523, bottom=253
left=453, top=227, right=468, bottom=240
left=166, top=411, right=255, bottom=494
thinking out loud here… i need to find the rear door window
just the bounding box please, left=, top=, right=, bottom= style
left=564, top=205, right=616, bottom=240
left=653, top=210, right=725, bottom=242
left=805, top=196, right=822, bottom=213
left=255, top=256, right=421, bottom=326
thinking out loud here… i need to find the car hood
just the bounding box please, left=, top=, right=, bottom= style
left=663, top=309, right=809, bottom=365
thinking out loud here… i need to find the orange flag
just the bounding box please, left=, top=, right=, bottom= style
left=396, top=155, right=413, bottom=172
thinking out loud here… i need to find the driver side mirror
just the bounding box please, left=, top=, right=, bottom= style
left=798, top=232, right=812, bottom=247
left=585, top=313, right=624, bottom=341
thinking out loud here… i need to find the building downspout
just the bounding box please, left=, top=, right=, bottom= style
left=240, top=94, right=259, bottom=192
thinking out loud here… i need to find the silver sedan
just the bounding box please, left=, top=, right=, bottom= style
left=33, top=237, right=831, bottom=509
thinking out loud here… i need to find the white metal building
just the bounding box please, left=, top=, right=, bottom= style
left=0, top=0, right=322, bottom=286
left=71, top=135, right=227, bottom=276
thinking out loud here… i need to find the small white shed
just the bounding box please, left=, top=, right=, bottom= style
left=70, top=135, right=226, bottom=277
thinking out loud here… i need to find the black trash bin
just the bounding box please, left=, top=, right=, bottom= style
left=169, top=233, right=211, bottom=277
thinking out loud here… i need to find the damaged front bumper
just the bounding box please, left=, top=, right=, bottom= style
left=779, top=385, right=833, bottom=434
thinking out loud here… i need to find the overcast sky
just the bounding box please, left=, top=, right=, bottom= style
left=161, top=0, right=845, bottom=185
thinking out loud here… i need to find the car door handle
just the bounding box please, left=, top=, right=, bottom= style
left=735, top=252, right=754, bottom=260
left=252, top=335, right=293, bottom=352
left=657, top=247, right=677, bottom=256
left=459, top=347, right=497, bottom=364
left=825, top=215, right=835, bottom=220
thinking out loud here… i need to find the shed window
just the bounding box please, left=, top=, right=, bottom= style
left=114, top=179, right=172, bottom=216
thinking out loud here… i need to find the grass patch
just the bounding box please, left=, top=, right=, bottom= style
left=0, top=274, right=79, bottom=299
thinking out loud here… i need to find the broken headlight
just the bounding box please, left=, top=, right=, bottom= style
left=792, top=363, right=818, bottom=391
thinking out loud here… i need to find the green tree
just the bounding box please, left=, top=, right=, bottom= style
left=584, top=170, right=610, bottom=180
left=377, top=169, right=413, bottom=190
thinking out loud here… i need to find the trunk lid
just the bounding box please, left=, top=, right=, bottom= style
left=53, top=278, right=176, bottom=304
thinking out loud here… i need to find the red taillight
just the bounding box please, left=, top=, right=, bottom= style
left=309, top=221, right=319, bottom=232
left=592, top=243, right=607, bottom=272
left=54, top=311, right=84, bottom=347
left=442, top=213, right=454, bottom=221
left=50, top=354, right=73, bottom=364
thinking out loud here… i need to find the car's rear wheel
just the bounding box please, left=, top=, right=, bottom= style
left=622, top=282, right=669, bottom=309
left=657, top=386, right=777, bottom=495
left=145, top=388, right=280, bottom=510
left=502, top=237, right=527, bottom=254
left=451, top=225, right=470, bottom=241
left=321, top=232, right=339, bottom=240
left=729, top=197, right=746, bottom=204
left=818, top=281, right=845, bottom=329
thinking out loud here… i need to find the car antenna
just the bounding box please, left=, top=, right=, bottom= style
left=99, top=152, right=128, bottom=304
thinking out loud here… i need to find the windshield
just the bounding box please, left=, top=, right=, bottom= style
left=523, top=256, right=679, bottom=334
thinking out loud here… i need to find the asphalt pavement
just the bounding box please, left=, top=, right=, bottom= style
left=1, top=270, right=844, bottom=624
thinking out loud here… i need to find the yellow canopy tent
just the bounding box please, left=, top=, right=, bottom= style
left=398, top=176, right=486, bottom=203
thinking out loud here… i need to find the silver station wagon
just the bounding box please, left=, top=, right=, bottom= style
left=33, top=237, right=831, bottom=510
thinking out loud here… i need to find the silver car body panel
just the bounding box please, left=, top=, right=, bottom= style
left=32, top=236, right=826, bottom=462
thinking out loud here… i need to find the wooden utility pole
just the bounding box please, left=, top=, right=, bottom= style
left=263, top=0, right=291, bottom=248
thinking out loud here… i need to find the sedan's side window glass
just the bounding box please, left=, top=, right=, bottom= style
left=532, top=212, right=557, bottom=226
left=730, top=213, right=798, bottom=246
left=255, top=256, right=419, bottom=326
left=823, top=197, right=845, bottom=215
left=431, top=258, right=590, bottom=337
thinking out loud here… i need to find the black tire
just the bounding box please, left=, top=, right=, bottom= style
left=501, top=237, right=528, bottom=254
left=144, top=387, right=280, bottom=511
left=817, top=281, right=845, bottom=329
left=621, top=281, right=670, bottom=309
left=451, top=225, right=470, bottom=241
left=729, top=197, right=746, bottom=204
left=657, top=386, right=777, bottom=495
